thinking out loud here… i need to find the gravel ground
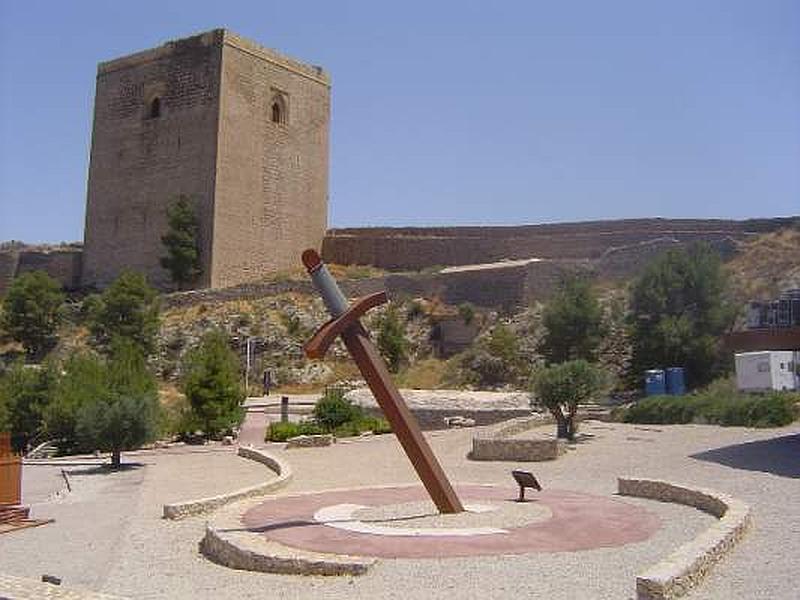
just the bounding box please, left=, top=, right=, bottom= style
left=1, top=422, right=797, bottom=599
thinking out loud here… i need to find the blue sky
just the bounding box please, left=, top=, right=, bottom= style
left=1, top=1, right=798, bottom=243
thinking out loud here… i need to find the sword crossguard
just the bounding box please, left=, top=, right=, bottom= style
left=304, top=290, right=388, bottom=359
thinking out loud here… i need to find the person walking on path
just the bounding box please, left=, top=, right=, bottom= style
left=262, top=369, right=272, bottom=396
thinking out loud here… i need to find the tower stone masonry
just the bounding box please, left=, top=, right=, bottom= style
left=82, top=29, right=330, bottom=290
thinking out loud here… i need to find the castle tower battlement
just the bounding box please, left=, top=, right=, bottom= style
left=82, top=29, right=330, bottom=290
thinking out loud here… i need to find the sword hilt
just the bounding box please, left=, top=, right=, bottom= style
left=302, top=249, right=388, bottom=359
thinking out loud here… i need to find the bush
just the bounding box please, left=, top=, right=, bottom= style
left=376, top=305, right=408, bottom=372
left=87, top=271, right=160, bottom=355
left=460, top=324, right=526, bottom=388
left=182, top=330, right=245, bottom=439
left=265, top=421, right=324, bottom=442
left=73, top=340, right=160, bottom=468
left=312, top=387, right=362, bottom=431
left=0, top=362, right=57, bottom=451
left=1, top=271, right=65, bottom=358
left=622, top=381, right=798, bottom=428
left=44, top=352, right=109, bottom=454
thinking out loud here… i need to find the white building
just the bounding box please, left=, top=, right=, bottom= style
left=734, top=351, right=798, bottom=392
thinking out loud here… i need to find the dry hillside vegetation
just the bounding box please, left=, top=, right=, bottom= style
left=726, top=228, right=800, bottom=303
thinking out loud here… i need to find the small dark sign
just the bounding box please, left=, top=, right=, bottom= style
left=511, top=470, right=542, bottom=502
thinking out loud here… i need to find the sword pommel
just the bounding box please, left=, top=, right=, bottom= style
left=302, top=249, right=323, bottom=273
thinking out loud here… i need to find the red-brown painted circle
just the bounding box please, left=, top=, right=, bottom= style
left=241, top=485, right=660, bottom=558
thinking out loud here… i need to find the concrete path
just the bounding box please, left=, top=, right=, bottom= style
left=238, top=395, right=320, bottom=447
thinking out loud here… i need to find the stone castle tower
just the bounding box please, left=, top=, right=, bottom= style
left=82, top=29, right=330, bottom=290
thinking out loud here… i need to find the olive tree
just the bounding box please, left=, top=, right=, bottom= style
left=532, top=360, right=604, bottom=440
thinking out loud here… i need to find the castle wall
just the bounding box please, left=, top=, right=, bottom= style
left=211, top=33, right=329, bottom=288
left=16, top=250, right=83, bottom=289
left=82, top=31, right=223, bottom=290
left=321, top=218, right=792, bottom=271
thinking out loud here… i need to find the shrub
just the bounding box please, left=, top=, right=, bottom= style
left=73, top=340, right=160, bottom=468
left=622, top=382, right=798, bottom=428
left=460, top=324, right=526, bottom=388
left=87, top=271, right=160, bottom=355
left=44, top=352, right=109, bottom=454
left=458, top=303, right=475, bottom=326
left=1, top=271, right=65, bottom=358
left=312, top=387, right=362, bottom=431
left=181, top=330, right=245, bottom=439
left=0, top=362, right=57, bottom=451
left=376, top=305, right=408, bottom=372
left=265, top=421, right=324, bottom=442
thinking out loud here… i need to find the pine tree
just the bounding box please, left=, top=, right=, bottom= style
left=182, top=330, right=244, bottom=439
left=160, top=195, right=201, bottom=289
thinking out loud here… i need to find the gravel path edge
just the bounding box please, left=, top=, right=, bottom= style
left=162, top=447, right=292, bottom=520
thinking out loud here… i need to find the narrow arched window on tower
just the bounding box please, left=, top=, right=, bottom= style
left=271, top=100, right=283, bottom=124
left=149, top=97, right=161, bottom=119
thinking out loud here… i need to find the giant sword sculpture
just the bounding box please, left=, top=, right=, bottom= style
left=302, top=249, right=464, bottom=514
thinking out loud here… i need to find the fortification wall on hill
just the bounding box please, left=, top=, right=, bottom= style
left=322, top=217, right=795, bottom=271
left=0, top=246, right=83, bottom=295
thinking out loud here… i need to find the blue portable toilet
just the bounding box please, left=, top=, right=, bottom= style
left=665, top=367, right=686, bottom=396
left=645, top=369, right=666, bottom=396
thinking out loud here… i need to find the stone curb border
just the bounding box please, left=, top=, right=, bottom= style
left=469, top=414, right=564, bottom=461
left=162, top=446, right=292, bottom=520
left=618, top=478, right=753, bottom=600
left=200, top=497, right=376, bottom=576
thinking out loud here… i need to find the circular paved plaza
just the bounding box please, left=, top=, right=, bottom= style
left=241, top=483, right=660, bottom=558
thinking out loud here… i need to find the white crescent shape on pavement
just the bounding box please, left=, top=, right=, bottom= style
left=312, top=503, right=508, bottom=537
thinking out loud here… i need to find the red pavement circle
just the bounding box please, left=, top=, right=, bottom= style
left=241, top=484, right=661, bottom=558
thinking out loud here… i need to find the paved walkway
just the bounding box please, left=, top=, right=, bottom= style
left=1, top=422, right=797, bottom=599
left=238, top=395, right=319, bottom=446
left=0, top=574, right=126, bottom=600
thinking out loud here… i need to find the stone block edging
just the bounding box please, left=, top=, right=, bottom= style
left=469, top=414, right=564, bottom=461
left=617, top=478, right=753, bottom=600
left=200, top=498, right=375, bottom=576
left=162, top=446, right=292, bottom=520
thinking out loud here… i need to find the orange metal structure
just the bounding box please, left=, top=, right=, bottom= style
left=0, top=433, right=22, bottom=506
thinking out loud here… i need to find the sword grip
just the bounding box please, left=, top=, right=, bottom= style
left=302, top=249, right=349, bottom=317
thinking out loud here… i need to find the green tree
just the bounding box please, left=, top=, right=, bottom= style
left=461, top=324, right=526, bottom=388
left=74, top=340, right=160, bottom=468
left=0, top=362, right=57, bottom=451
left=44, top=352, right=109, bottom=454
left=0, top=390, right=9, bottom=432
left=629, top=243, right=734, bottom=388
left=539, top=275, right=604, bottom=364
left=532, top=360, right=604, bottom=440
left=1, top=271, right=64, bottom=358
left=376, top=305, right=408, bottom=373
left=87, top=271, right=160, bottom=355
left=182, top=330, right=244, bottom=439
left=160, top=195, right=202, bottom=289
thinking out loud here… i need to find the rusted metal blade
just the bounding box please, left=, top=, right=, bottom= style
left=301, top=249, right=464, bottom=514
left=341, top=325, right=464, bottom=513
